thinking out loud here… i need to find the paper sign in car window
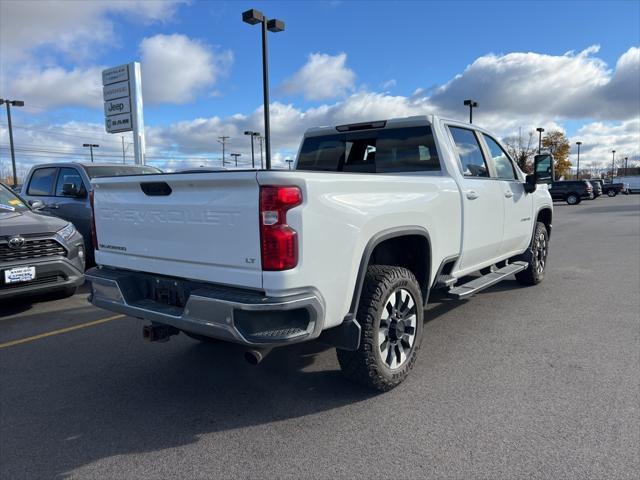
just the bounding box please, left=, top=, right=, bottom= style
left=8, top=199, right=23, bottom=206
left=0, top=203, right=16, bottom=211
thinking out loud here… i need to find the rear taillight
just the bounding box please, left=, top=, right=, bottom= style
left=259, top=186, right=302, bottom=271
left=89, top=189, right=98, bottom=250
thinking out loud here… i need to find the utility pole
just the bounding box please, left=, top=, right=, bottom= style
left=258, top=135, right=264, bottom=169
left=218, top=136, right=230, bottom=166
left=0, top=99, right=24, bottom=187
left=122, top=136, right=126, bottom=163
left=230, top=153, right=241, bottom=167
left=83, top=143, right=99, bottom=163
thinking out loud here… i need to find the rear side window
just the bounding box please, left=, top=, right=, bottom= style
left=448, top=127, right=489, bottom=177
left=55, top=167, right=85, bottom=196
left=296, top=126, right=440, bottom=173
left=27, top=167, right=57, bottom=196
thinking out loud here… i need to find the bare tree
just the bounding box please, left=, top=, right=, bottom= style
left=502, top=128, right=535, bottom=174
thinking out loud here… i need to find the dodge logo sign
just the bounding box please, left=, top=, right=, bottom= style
left=8, top=236, right=25, bottom=249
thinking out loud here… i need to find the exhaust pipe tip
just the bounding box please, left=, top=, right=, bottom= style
left=244, top=348, right=270, bottom=365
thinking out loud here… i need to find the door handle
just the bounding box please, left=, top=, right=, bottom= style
left=466, top=190, right=479, bottom=200
left=504, top=191, right=514, bottom=198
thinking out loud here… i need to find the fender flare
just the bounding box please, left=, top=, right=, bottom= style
left=348, top=226, right=432, bottom=315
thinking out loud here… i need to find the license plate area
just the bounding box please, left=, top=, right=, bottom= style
left=4, top=266, right=36, bottom=284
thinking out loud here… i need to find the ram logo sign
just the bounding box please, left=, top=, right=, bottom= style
left=105, top=114, right=132, bottom=133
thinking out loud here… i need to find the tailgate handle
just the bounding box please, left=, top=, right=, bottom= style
left=140, top=182, right=172, bottom=196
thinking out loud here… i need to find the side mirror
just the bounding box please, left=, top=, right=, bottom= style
left=533, top=154, right=554, bottom=184
left=525, top=154, right=555, bottom=193
left=29, top=199, right=44, bottom=210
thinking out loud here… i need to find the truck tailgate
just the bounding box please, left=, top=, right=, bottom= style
left=92, top=172, right=262, bottom=289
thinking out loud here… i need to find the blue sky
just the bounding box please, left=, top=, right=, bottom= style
left=0, top=0, right=639, bottom=173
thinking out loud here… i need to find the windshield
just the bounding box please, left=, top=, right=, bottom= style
left=0, top=184, right=30, bottom=213
left=84, top=165, right=162, bottom=178
left=297, top=126, right=440, bottom=173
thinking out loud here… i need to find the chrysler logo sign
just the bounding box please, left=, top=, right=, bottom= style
left=8, top=236, right=25, bottom=249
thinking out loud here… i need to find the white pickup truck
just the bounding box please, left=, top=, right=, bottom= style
left=86, top=115, right=554, bottom=391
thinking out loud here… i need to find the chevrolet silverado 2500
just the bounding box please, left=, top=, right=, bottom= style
left=86, top=115, right=554, bottom=391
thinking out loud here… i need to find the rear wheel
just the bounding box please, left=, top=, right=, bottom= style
left=337, top=265, right=424, bottom=392
left=566, top=194, right=579, bottom=205
left=515, top=222, right=549, bottom=286
left=607, top=190, right=616, bottom=197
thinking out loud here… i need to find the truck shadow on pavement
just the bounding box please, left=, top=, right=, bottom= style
left=1, top=317, right=380, bottom=478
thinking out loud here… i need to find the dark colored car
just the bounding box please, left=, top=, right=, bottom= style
left=602, top=182, right=626, bottom=197
left=588, top=180, right=603, bottom=197
left=549, top=180, right=593, bottom=204
left=0, top=183, right=85, bottom=299
left=20, top=163, right=162, bottom=266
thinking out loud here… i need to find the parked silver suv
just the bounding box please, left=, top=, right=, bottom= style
left=0, top=183, right=85, bottom=299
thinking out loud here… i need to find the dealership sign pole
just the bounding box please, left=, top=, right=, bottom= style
left=102, top=62, right=145, bottom=165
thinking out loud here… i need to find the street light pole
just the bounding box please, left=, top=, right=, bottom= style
left=243, top=9, right=285, bottom=170
left=575, top=141, right=582, bottom=179
left=463, top=99, right=478, bottom=123
left=611, top=150, right=616, bottom=180
left=258, top=135, right=264, bottom=169
left=230, top=153, right=241, bottom=167
left=82, top=143, right=99, bottom=163
left=624, top=157, right=628, bottom=175
left=536, top=127, right=545, bottom=154
left=244, top=131, right=260, bottom=168
left=0, top=99, right=24, bottom=187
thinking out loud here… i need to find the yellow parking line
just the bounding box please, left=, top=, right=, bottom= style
left=0, top=314, right=125, bottom=349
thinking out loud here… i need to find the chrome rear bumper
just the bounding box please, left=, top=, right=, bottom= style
left=86, top=267, right=324, bottom=347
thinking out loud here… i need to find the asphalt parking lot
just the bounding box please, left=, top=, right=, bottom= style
left=1, top=194, right=638, bottom=480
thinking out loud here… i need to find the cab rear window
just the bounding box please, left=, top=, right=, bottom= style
left=297, top=126, right=440, bottom=173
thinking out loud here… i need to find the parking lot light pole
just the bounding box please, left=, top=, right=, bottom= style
left=611, top=150, right=616, bottom=180
left=575, top=141, right=582, bottom=179
left=258, top=135, right=264, bottom=169
left=463, top=99, right=478, bottom=123
left=230, top=153, right=241, bottom=167
left=242, top=8, right=285, bottom=171
left=624, top=156, right=628, bottom=175
left=0, top=99, right=24, bottom=187
left=536, top=127, right=545, bottom=154
left=82, top=143, right=99, bottom=163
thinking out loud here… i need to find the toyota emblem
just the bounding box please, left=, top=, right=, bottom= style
left=8, top=236, right=25, bottom=249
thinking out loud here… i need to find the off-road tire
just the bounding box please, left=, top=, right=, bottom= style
left=337, top=265, right=424, bottom=392
left=515, top=222, right=549, bottom=286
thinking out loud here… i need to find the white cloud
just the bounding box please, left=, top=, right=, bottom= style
left=380, top=79, right=397, bottom=90
left=426, top=45, right=640, bottom=121
left=140, top=34, right=232, bottom=104
left=280, top=53, right=356, bottom=100
left=0, top=0, right=185, bottom=62
left=572, top=118, right=640, bottom=169
left=7, top=66, right=104, bottom=109
left=2, top=34, right=232, bottom=109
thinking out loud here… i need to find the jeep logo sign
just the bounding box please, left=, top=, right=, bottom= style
left=104, top=99, right=131, bottom=116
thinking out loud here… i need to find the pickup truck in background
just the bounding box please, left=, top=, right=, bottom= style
left=601, top=181, right=627, bottom=197
left=86, top=115, right=554, bottom=391
left=20, top=163, right=162, bottom=266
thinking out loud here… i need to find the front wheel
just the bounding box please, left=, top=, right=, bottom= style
left=337, top=265, right=424, bottom=392
left=515, top=222, right=549, bottom=286
left=607, top=190, right=616, bottom=197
